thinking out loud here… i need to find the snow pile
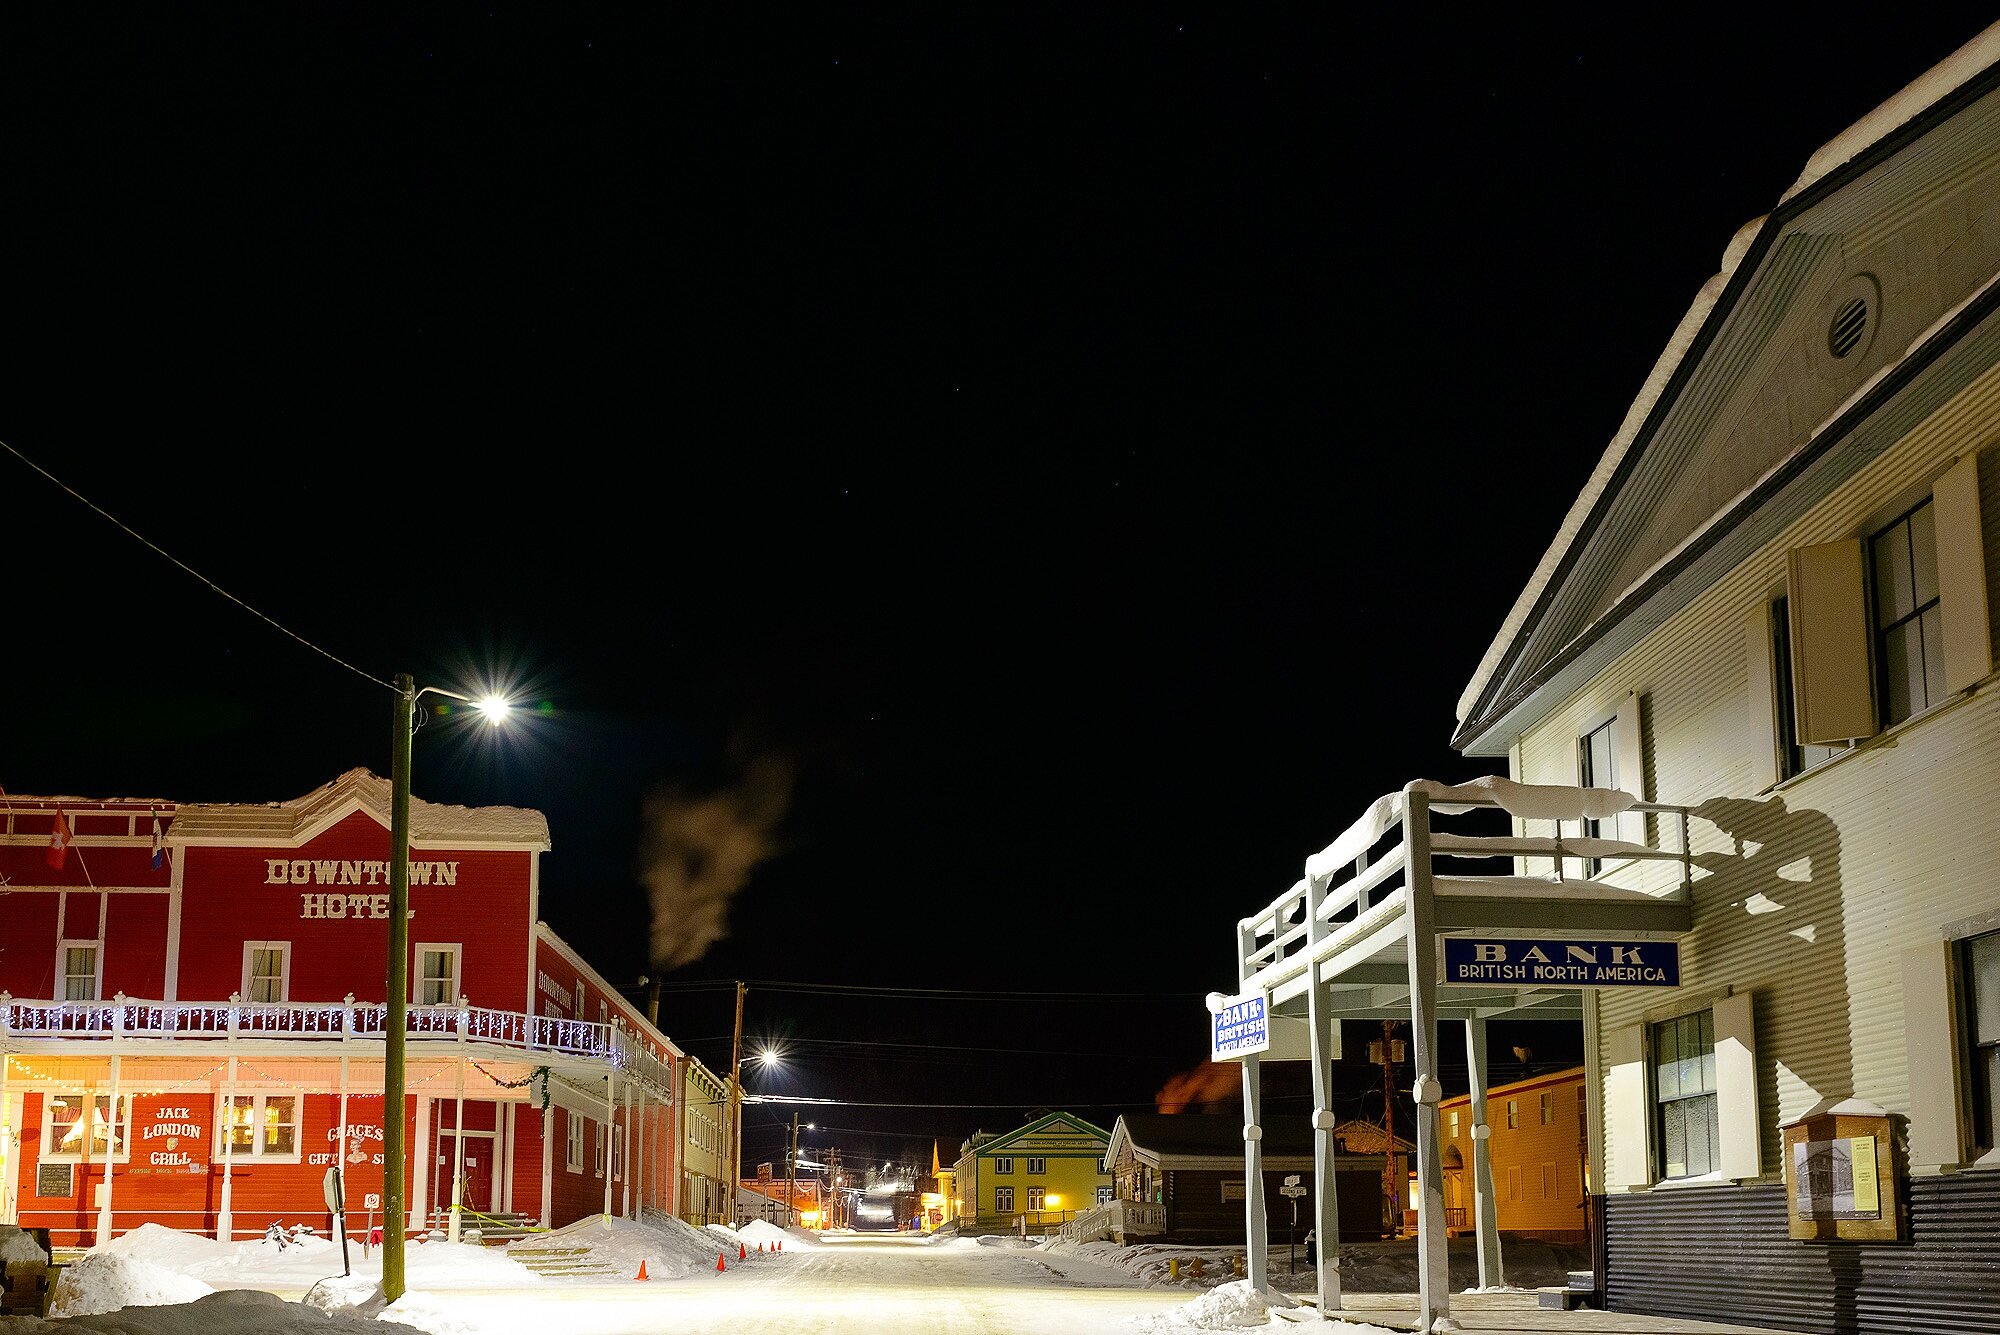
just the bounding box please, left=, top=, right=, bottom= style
left=1127, top=1280, right=1400, bottom=1333
left=48, top=1251, right=215, bottom=1317
left=6, top=1287, right=430, bottom=1334
left=510, top=1213, right=737, bottom=1280
left=87, top=1222, right=539, bottom=1294
left=736, top=1218, right=795, bottom=1247
left=3, top=1226, right=50, bottom=1271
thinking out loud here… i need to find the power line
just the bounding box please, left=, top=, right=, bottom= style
left=644, top=977, right=1192, bottom=1002
left=1, top=437, right=396, bottom=694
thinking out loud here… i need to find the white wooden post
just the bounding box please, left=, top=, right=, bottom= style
left=98, top=1022, right=122, bottom=1242
left=603, top=1069, right=617, bottom=1218
left=622, top=1080, right=635, bottom=1219
left=1305, top=953, right=1343, bottom=1310
left=540, top=1097, right=554, bottom=1229
left=1403, top=787, right=1449, bottom=1330
left=410, top=1095, right=431, bottom=1233
left=217, top=1053, right=238, bottom=1241
left=1236, top=921, right=1271, bottom=1294
left=449, top=1059, right=467, bottom=1242
left=1465, top=1018, right=1503, bottom=1290
left=630, top=1087, right=644, bottom=1217
left=0, top=1038, right=13, bottom=1227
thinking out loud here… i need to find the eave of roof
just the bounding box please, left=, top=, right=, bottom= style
left=1454, top=26, right=2000, bottom=750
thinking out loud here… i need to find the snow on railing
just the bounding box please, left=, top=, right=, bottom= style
left=1236, top=777, right=1705, bottom=985
left=0, top=992, right=667, bottom=1084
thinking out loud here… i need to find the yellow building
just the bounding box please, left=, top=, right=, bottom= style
left=1439, top=1067, right=1587, bottom=1243
left=677, top=1054, right=730, bottom=1226
left=953, top=1111, right=1111, bottom=1235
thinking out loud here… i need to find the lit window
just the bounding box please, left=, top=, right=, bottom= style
left=218, top=1094, right=298, bottom=1160
left=1653, top=1010, right=1719, bottom=1179
left=242, top=942, right=289, bottom=1003
left=1026, top=1186, right=1045, bottom=1211
left=59, top=941, right=100, bottom=1001
left=1448, top=1110, right=1459, bottom=1136
left=1963, top=931, right=2000, bottom=1154
left=1540, top=1091, right=1555, bottom=1126
left=41, top=1093, right=128, bottom=1162
left=1871, top=499, right=1944, bottom=726
left=1505, top=1100, right=1518, bottom=1130
left=415, top=944, right=460, bottom=1005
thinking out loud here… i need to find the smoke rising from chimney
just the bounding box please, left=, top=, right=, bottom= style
left=640, top=751, right=795, bottom=970
left=1154, top=1060, right=1240, bottom=1113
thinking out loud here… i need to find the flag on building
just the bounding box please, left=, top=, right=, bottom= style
left=151, top=812, right=167, bottom=870
left=47, top=809, right=71, bottom=870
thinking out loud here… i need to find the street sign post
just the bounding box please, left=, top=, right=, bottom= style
left=1280, top=1173, right=1305, bottom=1272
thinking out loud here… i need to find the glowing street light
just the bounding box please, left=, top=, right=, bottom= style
left=381, top=675, right=518, bottom=1305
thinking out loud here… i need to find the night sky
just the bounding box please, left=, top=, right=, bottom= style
left=4, top=7, right=1994, bottom=1173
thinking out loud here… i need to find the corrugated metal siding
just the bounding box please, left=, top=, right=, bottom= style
left=1606, top=1176, right=2000, bottom=1334
left=1518, top=359, right=2000, bottom=1182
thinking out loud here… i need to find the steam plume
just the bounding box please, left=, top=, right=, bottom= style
left=1154, top=1061, right=1240, bottom=1113
left=640, top=752, right=795, bottom=969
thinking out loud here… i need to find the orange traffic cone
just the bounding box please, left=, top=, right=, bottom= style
left=635, top=1260, right=650, bottom=1281
left=757, top=1241, right=765, bottom=1253
left=716, top=1252, right=727, bottom=1272
left=738, top=1243, right=746, bottom=1260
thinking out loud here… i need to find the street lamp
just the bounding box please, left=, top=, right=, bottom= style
left=382, top=674, right=516, bottom=1305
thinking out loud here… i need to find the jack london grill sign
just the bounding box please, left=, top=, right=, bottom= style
left=1442, top=938, right=1679, bottom=987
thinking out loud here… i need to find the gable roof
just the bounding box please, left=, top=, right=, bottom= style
left=1102, top=1113, right=1413, bottom=1169
left=974, top=1110, right=1110, bottom=1155
left=1455, top=23, right=2000, bottom=753
left=166, top=767, right=551, bottom=849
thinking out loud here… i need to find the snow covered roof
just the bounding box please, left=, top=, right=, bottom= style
left=1456, top=22, right=2000, bottom=741
left=167, top=767, right=551, bottom=849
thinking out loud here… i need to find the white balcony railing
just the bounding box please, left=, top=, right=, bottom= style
left=0, top=992, right=674, bottom=1096
left=1058, top=1198, right=1164, bottom=1244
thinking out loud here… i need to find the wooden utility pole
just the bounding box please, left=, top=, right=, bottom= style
left=728, top=980, right=746, bottom=1227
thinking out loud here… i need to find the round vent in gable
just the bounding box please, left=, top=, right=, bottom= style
left=1815, top=273, right=1881, bottom=378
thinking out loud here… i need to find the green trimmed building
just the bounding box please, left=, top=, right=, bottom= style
left=952, top=1111, right=1112, bottom=1235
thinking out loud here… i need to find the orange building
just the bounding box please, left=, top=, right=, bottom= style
left=1438, top=1066, right=1587, bottom=1244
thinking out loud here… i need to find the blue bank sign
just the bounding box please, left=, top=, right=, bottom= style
left=1442, top=938, right=1680, bottom=988
left=1211, top=992, right=1270, bottom=1059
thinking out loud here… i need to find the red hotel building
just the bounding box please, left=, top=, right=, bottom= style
left=0, top=769, right=681, bottom=1245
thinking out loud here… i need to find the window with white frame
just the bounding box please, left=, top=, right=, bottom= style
left=242, top=942, right=290, bottom=1003
left=1097, top=1185, right=1113, bottom=1205
left=598, top=1001, right=607, bottom=1029
left=992, top=1156, right=1013, bottom=1174
left=1871, top=498, right=1945, bottom=727
left=216, top=1093, right=300, bottom=1160
left=994, top=1185, right=1014, bottom=1213
left=594, top=1120, right=606, bottom=1178
left=1962, top=930, right=2000, bottom=1154
left=1026, top=1156, right=1046, bottom=1175
left=1540, top=1090, right=1555, bottom=1126
left=1448, top=1109, right=1459, bottom=1136
left=566, top=1111, right=584, bottom=1172
left=414, top=944, right=460, bottom=1005
left=1541, top=1162, right=1558, bottom=1199
left=613, top=1124, right=625, bottom=1180
left=574, top=981, right=584, bottom=1016
left=1505, top=1099, right=1518, bottom=1130
left=1026, top=1186, right=1045, bottom=1211
left=1577, top=719, right=1616, bottom=873
left=58, top=941, right=101, bottom=1001
left=40, top=1093, right=129, bottom=1162
left=1653, top=1010, right=1719, bottom=1179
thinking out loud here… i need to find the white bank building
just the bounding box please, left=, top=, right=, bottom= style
left=1219, top=24, right=2000, bottom=1335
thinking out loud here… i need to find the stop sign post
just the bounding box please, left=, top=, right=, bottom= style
left=323, top=1167, right=351, bottom=1277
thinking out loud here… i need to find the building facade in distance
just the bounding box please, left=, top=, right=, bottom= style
left=1439, top=1068, right=1586, bottom=1244
left=952, top=1111, right=1111, bottom=1235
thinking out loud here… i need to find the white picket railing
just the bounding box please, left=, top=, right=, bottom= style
left=1056, top=1198, right=1164, bottom=1244
left=0, top=992, right=674, bottom=1094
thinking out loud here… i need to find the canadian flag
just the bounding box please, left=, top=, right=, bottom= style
left=47, top=809, right=71, bottom=870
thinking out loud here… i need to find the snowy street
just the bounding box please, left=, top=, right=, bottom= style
left=382, top=1234, right=1196, bottom=1335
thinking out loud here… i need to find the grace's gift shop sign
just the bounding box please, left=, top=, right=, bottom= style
left=1211, top=992, right=1270, bottom=1060
left=265, top=858, right=460, bottom=920
left=1442, top=938, right=1679, bottom=987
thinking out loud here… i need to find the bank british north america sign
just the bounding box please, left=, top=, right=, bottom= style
left=1442, top=938, right=1679, bottom=987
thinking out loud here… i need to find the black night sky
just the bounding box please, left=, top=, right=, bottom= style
left=4, top=7, right=1993, bottom=1172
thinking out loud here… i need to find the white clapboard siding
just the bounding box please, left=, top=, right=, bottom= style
left=1518, top=360, right=2000, bottom=1182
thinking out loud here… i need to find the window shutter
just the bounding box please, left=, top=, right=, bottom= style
left=1713, top=992, right=1761, bottom=1180
left=1786, top=540, right=1877, bottom=744
left=1744, top=602, right=1780, bottom=792
left=1603, top=1023, right=1651, bottom=1189
left=1932, top=454, right=1992, bottom=694
left=1901, top=941, right=1968, bottom=1169
left=1613, top=693, right=1647, bottom=846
